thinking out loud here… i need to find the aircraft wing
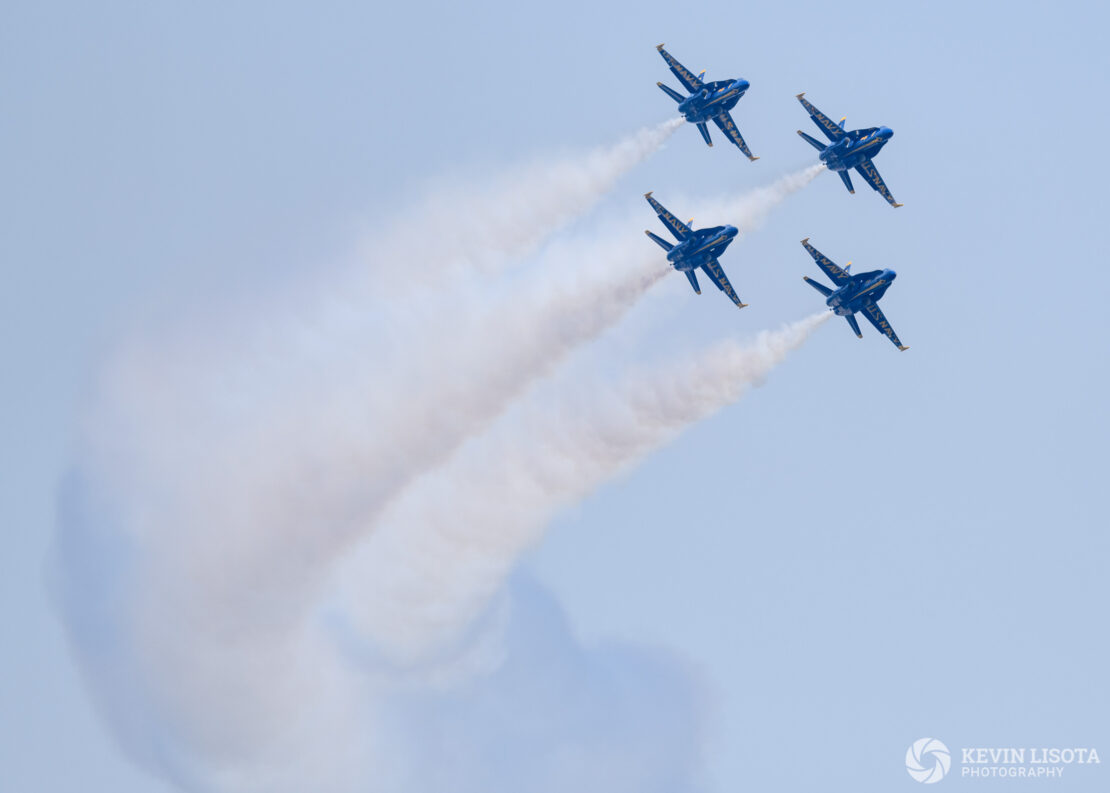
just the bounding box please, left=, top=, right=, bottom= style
left=700, top=259, right=747, bottom=309
left=644, top=192, right=693, bottom=240
left=711, top=113, right=757, bottom=160
left=861, top=302, right=908, bottom=350
left=801, top=238, right=851, bottom=285
left=796, top=93, right=847, bottom=142
left=656, top=45, right=704, bottom=93
left=854, top=160, right=902, bottom=207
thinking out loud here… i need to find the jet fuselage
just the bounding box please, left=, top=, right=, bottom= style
left=677, top=79, right=749, bottom=124
left=827, top=269, right=897, bottom=316
left=666, top=225, right=738, bottom=271
left=819, top=127, right=893, bottom=171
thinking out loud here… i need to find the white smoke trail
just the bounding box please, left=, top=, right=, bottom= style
left=686, top=163, right=825, bottom=233
left=54, top=202, right=677, bottom=793
left=85, top=159, right=822, bottom=628
left=51, top=144, right=824, bottom=792
left=368, top=117, right=684, bottom=286
left=335, top=313, right=832, bottom=667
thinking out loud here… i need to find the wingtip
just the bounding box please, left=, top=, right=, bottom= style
left=656, top=81, right=664, bottom=87
left=695, top=289, right=702, bottom=295
left=749, top=155, right=760, bottom=161
left=656, top=43, right=665, bottom=51
left=893, top=202, right=904, bottom=208
left=796, top=92, right=805, bottom=99
left=801, top=237, right=810, bottom=245
left=899, top=345, right=910, bottom=352
left=644, top=191, right=653, bottom=198
left=738, top=302, right=749, bottom=309
left=849, top=189, right=856, bottom=194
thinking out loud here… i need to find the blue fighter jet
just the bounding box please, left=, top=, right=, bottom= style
left=795, top=93, right=902, bottom=208
left=656, top=44, right=758, bottom=161
left=644, top=192, right=747, bottom=309
left=801, top=238, right=908, bottom=351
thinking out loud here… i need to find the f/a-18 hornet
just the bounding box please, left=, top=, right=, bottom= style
left=655, top=44, right=758, bottom=161
left=644, top=192, right=747, bottom=309
left=801, top=238, right=908, bottom=350
left=795, top=93, right=902, bottom=208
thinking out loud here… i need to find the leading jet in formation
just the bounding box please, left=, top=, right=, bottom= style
left=801, top=238, right=908, bottom=350
left=795, top=93, right=902, bottom=208
left=655, top=44, right=758, bottom=161
left=644, top=192, right=748, bottom=309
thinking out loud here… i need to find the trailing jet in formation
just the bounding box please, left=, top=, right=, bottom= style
left=801, top=238, right=908, bottom=351
left=655, top=44, right=758, bottom=161
left=795, top=93, right=902, bottom=208
left=644, top=192, right=747, bottom=309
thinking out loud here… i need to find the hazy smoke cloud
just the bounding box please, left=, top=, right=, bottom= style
left=334, top=313, right=831, bottom=667
left=51, top=128, right=823, bottom=793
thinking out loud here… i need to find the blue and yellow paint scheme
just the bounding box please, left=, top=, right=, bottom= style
left=656, top=44, right=758, bottom=161
left=800, top=238, right=908, bottom=351
left=644, top=192, right=747, bottom=309
left=795, top=93, right=902, bottom=208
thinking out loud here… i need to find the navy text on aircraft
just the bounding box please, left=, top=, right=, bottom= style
left=795, top=93, right=902, bottom=207
left=801, top=238, right=908, bottom=350
left=644, top=192, right=747, bottom=309
left=655, top=44, right=758, bottom=161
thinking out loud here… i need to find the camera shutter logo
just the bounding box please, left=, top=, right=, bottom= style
left=906, top=738, right=951, bottom=783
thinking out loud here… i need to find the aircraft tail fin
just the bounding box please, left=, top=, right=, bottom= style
left=696, top=121, right=713, bottom=147
left=797, top=130, right=826, bottom=152
left=685, top=269, right=702, bottom=294
left=657, top=82, right=686, bottom=103
left=839, top=170, right=855, bottom=194
left=803, top=276, right=833, bottom=297
left=645, top=230, right=674, bottom=252
left=845, top=314, right=863, bottom=338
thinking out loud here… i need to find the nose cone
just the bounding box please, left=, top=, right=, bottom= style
left=885, top=269, right=897, bottom=281
left=736, top=79, right=750, bottom=93
left=879, top=126, right=894, bottom=140
left=724, top=225, right=739, bottom=239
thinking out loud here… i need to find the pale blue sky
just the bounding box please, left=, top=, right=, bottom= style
left=2, top=1, right=1108, bottom=791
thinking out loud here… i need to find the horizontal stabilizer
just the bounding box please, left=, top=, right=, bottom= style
left=685, top=269, right=701, bottom=294
left=645, top=230, right=674, bottom=251
left=657, top=82, right=686, bottom=103
left=696, top=121, right=713, bottom=147
left=845, top=314, right=863, bottom=338
left=797, top=130, right=826, bottom=152
left=839, top=170, right=855, bottom=194
left=803, top=275, right=833, bottom=297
